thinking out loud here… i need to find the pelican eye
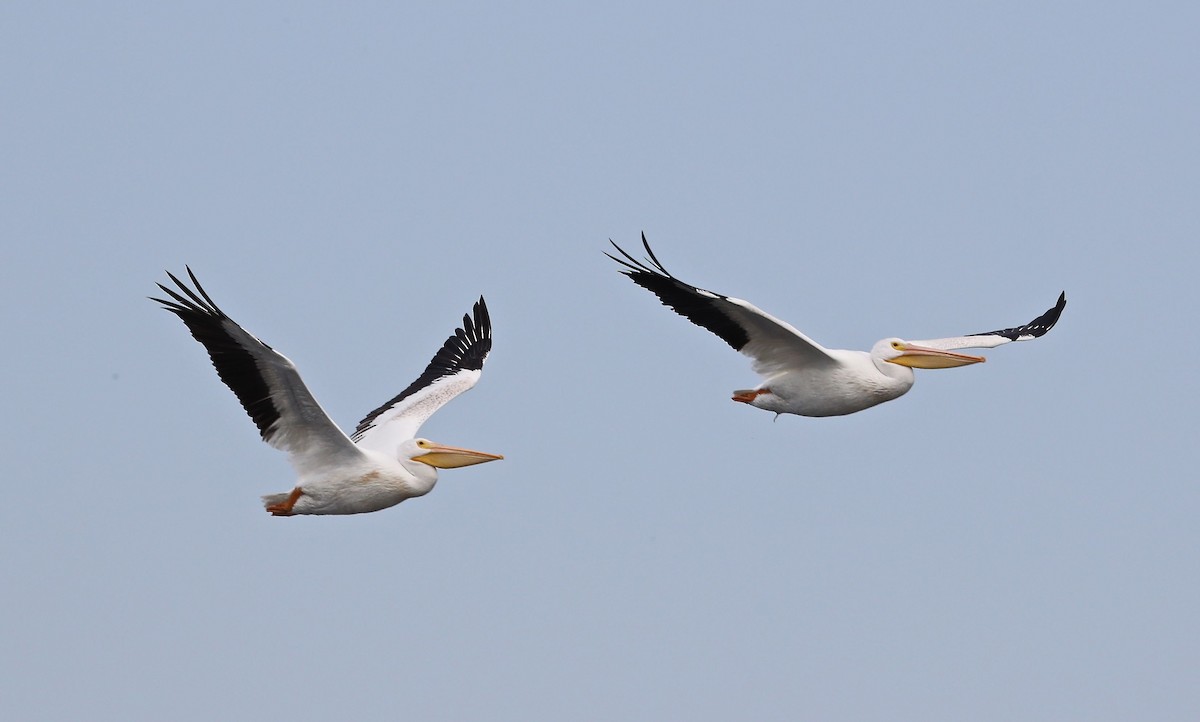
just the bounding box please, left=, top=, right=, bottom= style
left=891, top=341, right=903, bottom=350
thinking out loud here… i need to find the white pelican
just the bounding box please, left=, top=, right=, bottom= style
left=608, top=234, right=1065, bottom=418
left=152, top=268, right=502, bottom=516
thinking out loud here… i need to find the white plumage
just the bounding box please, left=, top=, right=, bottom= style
left=609, top=235, right=1066, bottom=417
left=153, top=268, right=502, bottom=516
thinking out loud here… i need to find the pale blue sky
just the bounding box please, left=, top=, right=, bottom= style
left=2, top=2, right=1198, bottom=720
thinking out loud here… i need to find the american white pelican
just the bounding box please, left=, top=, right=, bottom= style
left=152, top=268, right=502, bottom=516
left=608, top=235, right=1065, bottom=418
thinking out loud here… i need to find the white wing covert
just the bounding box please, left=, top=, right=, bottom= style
left=351, top=297, right=492, bottom=456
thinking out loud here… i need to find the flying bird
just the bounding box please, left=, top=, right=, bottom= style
left=152, top=269, right=502, bottom=516
left=608, top=234, right=1065, bottom=418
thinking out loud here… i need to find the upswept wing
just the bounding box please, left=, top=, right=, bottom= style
left=911, top=292, right=1066, bottom=351
left=351, top=297, right=491, bottom=456
left=607, top=234, right=838, bottom=377
left=152, top=268, right=362, bottom=476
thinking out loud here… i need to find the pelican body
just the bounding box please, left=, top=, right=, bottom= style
left=153, top=269, right=502, bottom=516
left=608, top=235, right=1065, bottom=418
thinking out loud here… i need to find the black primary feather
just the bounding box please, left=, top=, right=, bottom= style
left=350, top=297, right=492, bottom=442
left=607, top=233, right=751, bottom=351
left=969, top=291, right=1067, bottom=341
left=151, top=268, right=283, bottom=441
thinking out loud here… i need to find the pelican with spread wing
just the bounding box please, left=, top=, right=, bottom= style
left=608, top=234, right=1065, bottom=418
left=153, top=269, right=502, bottom=516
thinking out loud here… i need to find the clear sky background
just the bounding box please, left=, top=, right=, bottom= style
left=2, top=2, right=1198, bottom=720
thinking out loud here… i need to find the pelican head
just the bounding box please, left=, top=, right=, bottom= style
left=873, top=338, right=986, bottom=369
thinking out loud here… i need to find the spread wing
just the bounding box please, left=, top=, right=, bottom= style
left=351, top=297, right=492, bottom=456
left=607, top=233, right=838, bottom=378
left=152, top=268, right=362, bottom=477
left=912, top=292, right=1066, bottom=351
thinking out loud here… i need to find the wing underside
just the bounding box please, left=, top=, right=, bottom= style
left=351, top=297, right=492, bottom=455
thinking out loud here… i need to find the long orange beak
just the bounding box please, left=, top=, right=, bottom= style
left=412, top=442, right=504, bottom=468
left=887, top=343, right=986, bottom=369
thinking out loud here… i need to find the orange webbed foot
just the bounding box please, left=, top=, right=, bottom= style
left=266, top=487, right=304, bottom=516
left=732, top=388, right=769, bottom=404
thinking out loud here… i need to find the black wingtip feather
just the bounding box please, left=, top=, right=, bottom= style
left=152, top=268, right=282, bottom=441
left=608, top=234, right=750, bottom=351
left=970, top=291, right=1067, bottom=341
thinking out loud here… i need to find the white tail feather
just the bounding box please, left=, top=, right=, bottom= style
left=261, top=492, right=291, bottom=509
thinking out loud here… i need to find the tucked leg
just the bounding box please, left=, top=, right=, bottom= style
left=732, top=388, right=770, bottom=404
left=266, top=487, right=304, bottom=516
